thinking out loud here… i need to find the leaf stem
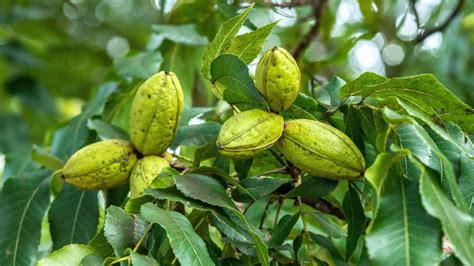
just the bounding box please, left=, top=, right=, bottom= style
left=109, top=256, right=130, bottom=265
left=259, top=196, right=274, bottom=229
left=133, top=222, right=154, bottom=252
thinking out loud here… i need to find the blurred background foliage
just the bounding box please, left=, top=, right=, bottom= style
left=1, top=0, right=473, bottom=173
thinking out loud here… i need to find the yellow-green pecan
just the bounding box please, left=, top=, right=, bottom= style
left=255, top=47, right=300, bottom=112
left=62, top=139, right=138, bottom=190
left=279, top=119, right=365, bottom=180
left=129, top=71, right=184, bottom=155
left=130, top=155, right=169, bottom=199
left=217, top=109, right=284, bottom=159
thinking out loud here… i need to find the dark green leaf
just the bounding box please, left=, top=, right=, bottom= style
left=175, top=173, right=237, bottom=210
left=141, top=203, right=215, bottom=266
left=284, top=176, right=338, bottom=198
left=233, top=177, right=290, bottom=203
left=88, top=228, right=114, bottom=258
left=268, top=213, right=300, bottom=248
left=211, top=54, right=267, bottom=110
left=104, top=206, right=144, bottom=256
left=233, top=158, right=253, bottom=179
left=0, top=171, right=50, bottom=266
left=309, top=211, right=346, bottom=238
left=281, top=93, right=325, bottom=120
left=343, top=185, right=365, bottom=259
left=49, top=184, right=99, bottom=250
left=171, top=122, right=221, bottom=149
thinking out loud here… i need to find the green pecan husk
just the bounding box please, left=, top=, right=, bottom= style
left=62, top=139, right=138, bottom=190
left=129, top=71, right=184, bottom=156
left=129, top=155, right=169, bottom=199
left=255, top=47, right=300, bottom=112
left=279, top=119, right=365, bottom=180
left=217, top=109, right=284, bottom=159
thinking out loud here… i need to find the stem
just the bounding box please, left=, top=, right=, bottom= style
left=269, top=148, right=286, bottom=166
left=256, top=167, right=288, bottom=177
left=274, top=197, right=283, bottom=227
left=109, top=256, right=130, bottom=265
left=259, top=196, right=274, bottom=230
left=350, top=181, right=374, bottom=211
left=133, top=223, right=154, bottom=252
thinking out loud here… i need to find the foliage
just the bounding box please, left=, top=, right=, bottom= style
left=0, top=1, right=474, bottom=266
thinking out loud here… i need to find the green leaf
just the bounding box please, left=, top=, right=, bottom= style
left=174, top=174, right=268, bottom=265
left=459, top=156, right=474, bottom=212
left=104, top=206, right=145, bottom=256
left=268, top=213, right=300, bottom=248
left=130, top=251, right=160, bottom=266
left=233, top=158, right=253, bottom=179
left=438, top=113, right=474, bottom=133
left=315, top=76, right=346, bottom=111
left=339, top=72, right=388, bottom=100
left=37, top=244, right=93, bottom=266
left=49, top=184, right=99, bottom=250
left=309, top=211, right=346, bottom=238
left=284, top=176, right=338, bottom=198
left=152, top=24, right=208, bottom=46
left=51, top=83, right=117, bottom=160
left=201, top=3, right=254, bottom=79
left=115, top=51, right=162, bottom=79
left=88, top=228, right=114, bottom=258
left=310, top=233, right=346, bottom=264
left=396, top=121, right=469, bottom=212
left=171, top=122, right=221, bottom=149
left=343, top=185, right=365, bottom=259
left=365, top=152, right=405, bottom=195
left=233, top=177, right=290, bottom=203
left=87, top=119, right=129, bottom=141
left=226, top=22, right=277, bottom=64
left=419, top=169, right=474, bottom=265
left=32, top=144, right=64, bottom=170
left=354, top=74, right=473, bottom=123
left=281, top=93, right=325, bottom=120
left=141, top=203, right=215, bottom=266
left=175, top=173, right=237, bottom=210
left=211, top=54, right=267, bottom=110
left=396, top=100, right=473, bottom=157
left=366, top=176, right=442, bottom=266
left=0, top=171, right=50, bottom=266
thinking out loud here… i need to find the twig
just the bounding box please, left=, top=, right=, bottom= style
left=269, top=148, right=287, bottom=166
left=409, top=0, right=420, bottom=29
left=292, top=0, right=327, bottom=60
left=256, top=167, right=289, bottom=177
left=259, top=196, right=274, bottom=229
left=301, top=197, right=346, bottom=220
left=274, top=197, right=283, bottom=227
left=265, top=0, right=313, bottom=8
left=415, top=0, right=464, bottom=43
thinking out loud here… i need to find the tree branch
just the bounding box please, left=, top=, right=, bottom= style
left=292, top=0, right=327, bottom=60
left=415, top=0, right=464, bottom=43
left=264, top=0, right=313, bottom=8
